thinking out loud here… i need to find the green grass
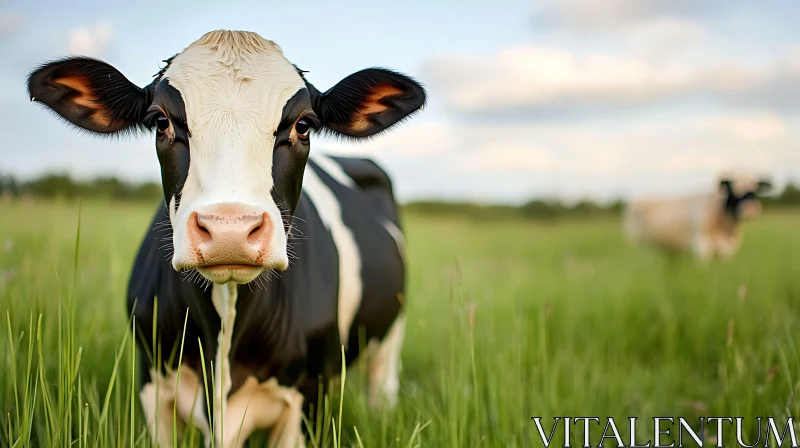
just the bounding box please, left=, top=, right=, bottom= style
left=2, top=200, right=800, bottom=447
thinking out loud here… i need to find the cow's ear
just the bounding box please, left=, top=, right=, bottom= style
left=308, top=68, right=426, bottom=139
left=719, top=179, right=733, bottom=194
left=28, top=57, right=152, bottom=135
left=757, top=180, right=772, bottom=194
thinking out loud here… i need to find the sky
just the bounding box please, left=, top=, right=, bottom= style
left=1, top=0, right=799, bottom=204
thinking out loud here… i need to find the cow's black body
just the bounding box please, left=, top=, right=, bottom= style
left=128, top=156, right=405, bottom=416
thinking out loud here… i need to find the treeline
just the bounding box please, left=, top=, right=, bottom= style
left=404, top=199, right=625, bottom=221
left=404, top=184, right=800, bottom=220
left=3, top=173, right=800, bottom=220
left=0, top=173, right=162, bottom=201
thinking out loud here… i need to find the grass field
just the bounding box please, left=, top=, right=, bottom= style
left=2, top=200, right=800, bottom=447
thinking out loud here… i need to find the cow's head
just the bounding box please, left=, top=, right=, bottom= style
left=718, top=175, right=772, bottom=220
left=28, top=30, right=425, bottom=284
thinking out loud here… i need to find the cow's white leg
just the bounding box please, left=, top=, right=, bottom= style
left=140, top=366, right=210, bottom=447
left=368, top=313, right=406, bottom=410
left=716, top=234, right=740, bottom=260
left=208, top=375, right=304, bottom=448
left=140, top=372, right=180, bottom=448
left=174, top=367, right=212, bottom=444
left=692, top=235, right=714, bottom=262
left=266, top=385, right=306, bottom=448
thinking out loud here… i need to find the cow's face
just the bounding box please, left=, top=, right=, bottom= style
left=719, top=177, right=772, bottom=220
left=28, top=30, right=425, bottom=284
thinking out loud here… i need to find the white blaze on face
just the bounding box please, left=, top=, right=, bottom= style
left=164, top=31, right=306, bottom=275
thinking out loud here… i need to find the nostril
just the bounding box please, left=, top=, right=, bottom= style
left=197, top=223, right=212, bottom=241
left=192, top=212, right=213, bottom=244
left=248, top=222, right=262, bottom=238
left=247, top=213, right=269, bottom=244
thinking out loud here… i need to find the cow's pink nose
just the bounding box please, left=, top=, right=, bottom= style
left=186, top=204, right=272, bottom=267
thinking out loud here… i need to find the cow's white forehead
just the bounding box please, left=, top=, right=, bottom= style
left=162, top=31, right=306, bottom=138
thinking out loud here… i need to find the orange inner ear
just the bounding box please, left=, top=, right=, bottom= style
left=54, top=76, right=113, bottom=127
left=351, top=85, right=404, bottom=132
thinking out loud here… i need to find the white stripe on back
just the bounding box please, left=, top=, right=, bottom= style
left=310, top=153, right=356, bottom=188
left=302, top=163, right=362, bottom=345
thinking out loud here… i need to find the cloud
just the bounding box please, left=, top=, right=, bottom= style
left=318, top=111, right=800, bottom=203
left=321, top=120, right=458, bottom=159
left=463, top=116, right=792, bottom=176
left=695, top=112, right=789, bottom=143
left=0, top=12, right=24, bottom=39
left=68, top=20, right=114, bottom=58
left=457, top=145, right=556, bottom=173
left=532, top=0, right=727, bottom=31
left=626, top=18, right=707, bottom=58
left=424, top=44, right=800, bottom=117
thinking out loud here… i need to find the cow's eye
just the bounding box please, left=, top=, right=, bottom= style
left=155, top=114, right=170, bottom=133
left=295, top=119, right=311, bottom=138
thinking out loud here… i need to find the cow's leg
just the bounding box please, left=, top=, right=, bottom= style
left=692, top=234, right=714, bottom=262
left=215, top=376, right=304, bottom=448
left=140, top=371, right=180, bottom=448
left=716, top=234, right=740, bottom=260
left=368, top=313, right=406, bottom=410
left=140, top=364, right=210, bottom=448
left=267, top=386, right=306, bottom=448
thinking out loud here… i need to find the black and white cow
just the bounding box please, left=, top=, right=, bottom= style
left=28, top=30, right=425, bottom=447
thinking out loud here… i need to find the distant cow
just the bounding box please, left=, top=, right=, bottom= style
left=28, top=30, right=425, bottom=447
left=624, top=173, right=771, bottom=261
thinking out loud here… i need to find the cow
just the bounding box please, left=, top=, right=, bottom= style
left=27, top=30, right=425, bottom=447
left=623, top=172, right=772, bottom=261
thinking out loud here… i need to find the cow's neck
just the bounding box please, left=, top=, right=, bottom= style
left=211, top=282, right=238, bottom=436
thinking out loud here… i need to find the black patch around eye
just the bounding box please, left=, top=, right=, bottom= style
left=275, top=88, right=315, bottom=133
left=149, top=79, right=190, bottom=206
left=273, top=88, right=317, bottom=148
left=158, top=130, right=189, bottom=209
left=145, top=81, right=187, bottom=127
left=271, top=88, right=314, bottom=221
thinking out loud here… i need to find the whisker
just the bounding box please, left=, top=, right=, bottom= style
left=288, top=222, right=307, bottom=232
left=253, top=270, right=273, bottom=290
